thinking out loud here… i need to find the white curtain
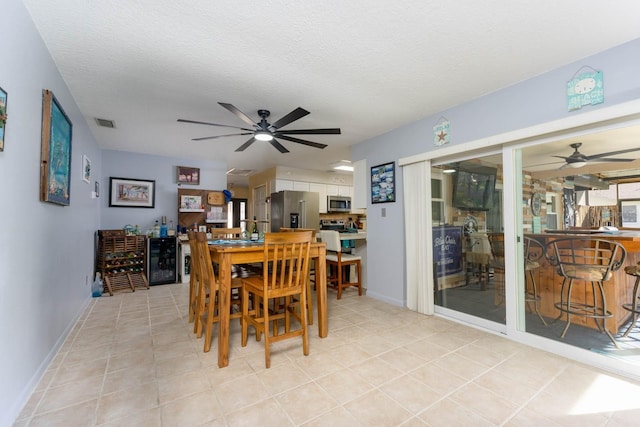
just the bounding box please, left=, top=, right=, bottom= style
left=403, top=161, right=433, bottom=314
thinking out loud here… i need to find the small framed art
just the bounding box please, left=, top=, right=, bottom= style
left=177, top=166, right=200, bottom=185
left=109, top=177, right=155, bottom=208
left=371, top=161, right=395, bottom=204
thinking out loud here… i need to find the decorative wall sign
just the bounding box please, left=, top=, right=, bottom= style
left=433, top=117, right=450, bottom=146
left=531, top=192, right=542, bottom=216
left=0, top=86, right=7, bottom=151
left=371, top=162, right=395, bottom=203
left=109, top=177, right=155, bottom=208
left=40, top=90, right=73, bottom=206
left=82, top=155, right=91, bottom=183
left=177, top=166, right=200, bottom=185
left=433, top=225, right=463, bottom=277
left=567, top=66, right=604, bottom=111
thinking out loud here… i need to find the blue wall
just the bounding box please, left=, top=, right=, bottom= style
left=353, top=38, right=640, bottom=306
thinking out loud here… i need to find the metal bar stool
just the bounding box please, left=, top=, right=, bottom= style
left=622, top=262, right=640, bottom=337
left=545, top=237, right=626, bottom=347
left=524, top=236, right=547, bottom=326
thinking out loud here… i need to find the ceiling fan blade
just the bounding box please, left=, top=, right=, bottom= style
left=271, top=107, right=310, bottom=129
left=269, top=138, right=290, bottom=153
left=218, top=102, right=257, bottom=127
left=585, top=147, right=640, bottom=160
left=589, top=157, right=634, bottom=163
left=276, top=134, right=327, bottom=149
left=551, top=155, right=571, bottom=160
left=177, top=119, right=253, bottom=132
left=276, top=128, right=341, bottom=135
left=192, top=132, right=253, bottom=141
left=235, top=137, right=256, bottom=152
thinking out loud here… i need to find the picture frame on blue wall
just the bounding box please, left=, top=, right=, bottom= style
left=109, top=177, right=155, bottom=208
left=371, top=161, right=395, bottom=204
left=40, top=89, right=73, bottom=206
left=0, top=86, right=7, bottom=152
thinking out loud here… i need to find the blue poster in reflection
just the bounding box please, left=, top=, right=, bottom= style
left=433, top=226, right=462, bottom=277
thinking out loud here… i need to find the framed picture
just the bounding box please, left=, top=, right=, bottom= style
left=371, top=161, right=395, bottom=204
left=40, top=90, right=73, bottom=206
left=82, top=155, right=91, bottom=183
left=109, top=177, right=155, bottom=208
left=0, top=86, right=7, bottom=151
left=177, top=166, right=200, bottom=185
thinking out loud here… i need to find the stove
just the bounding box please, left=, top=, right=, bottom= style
left=320, top=219, right=346, bottom=231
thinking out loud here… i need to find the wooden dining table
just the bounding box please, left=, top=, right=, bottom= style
left=209, top=240, right=328, bottom=368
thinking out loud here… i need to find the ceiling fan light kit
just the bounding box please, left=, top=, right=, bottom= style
left=550, top=142, right=640, bottom=169
left=178, top=102, right=341, bottom=153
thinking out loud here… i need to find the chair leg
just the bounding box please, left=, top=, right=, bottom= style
left=356, top=260, right=362, bottom=296
left=300, top=286, right=309, bottom=357
left=241, top=286, right=249, bottom=347
left=264, top=299, right=271, bottom=369
left=560, top=279, right=574, bottom=338
left=306, top=276, right=314, bottom=325
left=623, top=277, right=640, bottom=337
left=337, top=264, right=343, bottom=300
left=527, top=270, right=547, bottom=326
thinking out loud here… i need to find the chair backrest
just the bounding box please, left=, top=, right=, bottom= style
left=262, top=231, right=312, bottom=295
left=487, top=232, right=505, bottom=258
left=318, top=230, right=341, bottom=253
left=210, top=227, right=242, bottom=239
left=194, top=231, right=216, bottom=285
left=545, top=237, right=626, bottom=281
left=523, top=236, right=544, bottom=264
left=187, top=230, right=199, bottom=277
left=280, top=227, right=317, bottom=240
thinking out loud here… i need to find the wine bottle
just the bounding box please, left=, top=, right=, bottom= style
left=251, top=216, right=259, bottom=241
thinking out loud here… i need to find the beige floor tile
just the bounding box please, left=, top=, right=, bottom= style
left=379, top=374, right=443, bottom=414
left=160, top=389, right=224, bottom=427
left=108, top=348, right=155, bottom=372
left=276, top=381, right=340, bottom=425
left=410, top=362, right=468, bottom=395
left=473, top=367, right=542, bottom=406
left=418, top=398, right=495, bottom=427
left=155, top=353, right=202, bottom=378
left=350, top=355, right=404, bottom=386
left=96, top=382, right=159, bottom=425
left=215, top=373, right=270, bottom=413
left=431, top=351, right=491, bottom=381
left=315, top=367, right=374, bottom=404
left=449, top=382, right=520, bottom=425
left=225, top=397, right=294, bottom=427
left=98, top=407, right=161, bottom=427
left=257, top=361, right=312, bottom=395
left=36, top=375, right=103, bottom=414
left=158, top=367, right=211, bottom=404
left=292, top=349, right=344, bottom=379
left=343, top=389, right=413, bottom=427
left=50, top=357, right=108, bottom=387
left=103, top=362, right=157, bottom=394
left=29, top=398, right=98, bottom=427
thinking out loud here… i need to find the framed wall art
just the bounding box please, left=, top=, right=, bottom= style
left=0, top=86, right=7, bottom=151
left=177, top=166, right=200, bottom=185
left=109, top=177, right=155, bottom=208
left=40, top=89, right=73, bottom=206
left=82, top=155, right=91, bottom=183
left=371, top=161, right=395, bottom=204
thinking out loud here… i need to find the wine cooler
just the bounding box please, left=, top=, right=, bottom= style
left=147, top=237, right=177, bottom=285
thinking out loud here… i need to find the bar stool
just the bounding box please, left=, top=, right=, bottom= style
left=545, top=237, right=626, bottom=346
left=318, top=230, right=362, bottom=299
left=622, top=262, right=640, bottom=337
left=523, top=236, right=547, bottom=326
left=487, top=233, right=505, bottom=306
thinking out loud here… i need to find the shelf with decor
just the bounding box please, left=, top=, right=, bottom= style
left=96, top=229, right=149, bottom=296
left=178, top=188, right=228, bottom=230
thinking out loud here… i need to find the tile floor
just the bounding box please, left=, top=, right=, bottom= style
left=13, top=282, right=640, bottom=426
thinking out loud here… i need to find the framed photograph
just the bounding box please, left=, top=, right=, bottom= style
left=371, top=161, right=395, bottom=204
left=0, top=86, right=7, bottom=151
left=40, top=90, right=73, bottom=206
left=177, top=166, right=200, bottom=185
left=82, top=155, right=91, bottom=183
left=180, top=195, right=202, bottom=210
left=109, top=177, right=155, bottom=208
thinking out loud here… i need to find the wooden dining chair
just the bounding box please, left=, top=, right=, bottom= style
left=187, top=230, right=201, bottom=324
left=210, top=227, right=243, bottom=239
left=487, top=232, right=505, bottom=306
left=318, top=230, right=362, bottom=299
left=279, top=227, right=316, bottom=324
left=241, top=231, right=312, bottom=368
left=193, top=231, right=245, bottom=353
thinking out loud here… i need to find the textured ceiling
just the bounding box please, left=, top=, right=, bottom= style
left=22, top=0, right=640, bottom=186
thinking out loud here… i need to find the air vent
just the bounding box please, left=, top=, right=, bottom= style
left=226, top=168, right=254, bottom=177
left=95, top=118, right=116, bottom=128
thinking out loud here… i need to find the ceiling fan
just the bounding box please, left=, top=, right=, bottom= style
left=177, top=102, right=341, bottom=153
left=552, top=142, right=640, bottom=169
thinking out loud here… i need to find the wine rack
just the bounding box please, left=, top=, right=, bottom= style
left=97, top=230, right=149, bottom=295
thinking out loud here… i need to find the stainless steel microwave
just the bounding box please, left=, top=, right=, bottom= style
left=327, top=195, right=351, bottom=212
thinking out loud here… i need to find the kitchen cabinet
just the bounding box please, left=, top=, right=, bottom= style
left=327, top=184, right=352, bottom=197
left=310, top=183, right=328, bottom=213
left=96, top=230, right=149, bottom=296
left=352, top=159, right=367, bottom=213
left=274, top=179, right=294, bottom=191
left=293, top=181, right=310, bottom=191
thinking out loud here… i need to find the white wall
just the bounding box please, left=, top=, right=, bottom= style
left=0, top=1, right=102, bottom=424
left=353, top=38, right=640, bottom=307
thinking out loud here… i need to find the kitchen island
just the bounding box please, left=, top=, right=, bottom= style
left=527, top=230, right=640, bottom=334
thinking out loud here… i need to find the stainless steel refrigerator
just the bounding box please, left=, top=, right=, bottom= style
left=270, top=190, right=320, bottom=232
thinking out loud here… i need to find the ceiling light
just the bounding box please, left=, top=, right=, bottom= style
left=443, top=167, right=457, bottom=174
left=332, top=160, right=353, bottom=172
left=255, top=131, right=273, bottom=141
left=568, top=161, right=587, bottom=168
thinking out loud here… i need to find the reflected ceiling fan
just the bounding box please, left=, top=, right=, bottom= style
left=177, top=102, right=340, bottom=153
left=552, top=142, right=640, bottom=169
